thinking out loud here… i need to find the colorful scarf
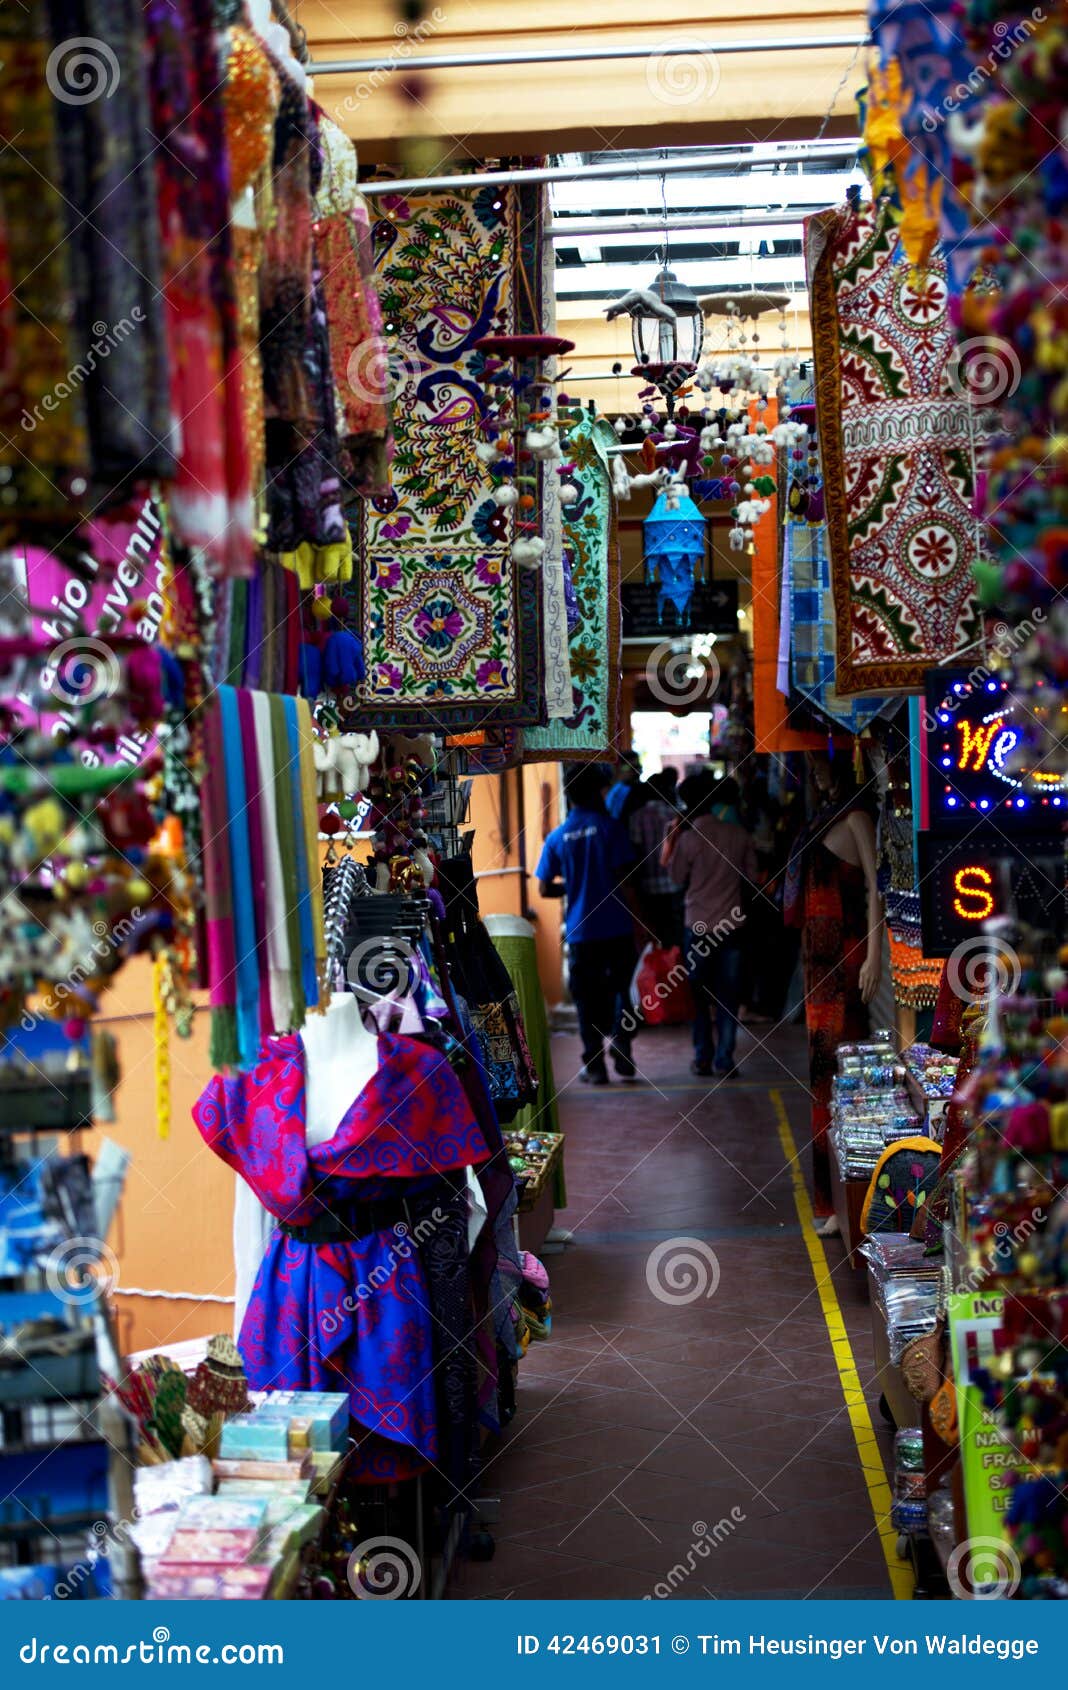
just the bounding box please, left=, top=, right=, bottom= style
left=236, top=688, right=270, bottom=1042
left=252, top=689, right=292, bottom=1033
left=283, top=695, right=318, bottom=1017
left=268, top=692, right=306, bottom=1031
left=202, top=687, right=324, bottom=1067
left=296, top=697, right=328, bottom=1005
left=218, top=687, right=260, bottom=1069
left=202, top=697, right=239, bottom=1068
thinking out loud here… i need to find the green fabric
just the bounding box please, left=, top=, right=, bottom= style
left=491, top=931, right=565, bottom=1207
left=524, top=413, right=619, bottom=762
left=226, top=579, right=248, bottom=685
left=268, top=693, right=305, bottom=1029
left=209, top=1005, right=240, bottom=1072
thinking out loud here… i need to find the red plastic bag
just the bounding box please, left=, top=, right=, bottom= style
left=630, top=943, right=695, bottom=1027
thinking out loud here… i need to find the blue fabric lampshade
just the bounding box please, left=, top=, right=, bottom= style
left=643, top=488, right=707, bottom=626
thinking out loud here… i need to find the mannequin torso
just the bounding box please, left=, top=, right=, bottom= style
left=232, top=994, right=380, bottom=1333
left=302, top=993, right=380, bottom=1144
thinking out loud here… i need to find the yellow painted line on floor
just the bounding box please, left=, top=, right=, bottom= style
left=769, top=1087, right=914, bottom=1600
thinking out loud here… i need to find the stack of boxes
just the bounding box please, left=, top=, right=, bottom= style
left=134, top=1393, right=348, bottom=1598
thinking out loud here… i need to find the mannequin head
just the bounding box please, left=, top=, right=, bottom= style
left=807, top=750, right=857, bottom=804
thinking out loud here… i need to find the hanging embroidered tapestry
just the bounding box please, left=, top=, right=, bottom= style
left=806, top=199, right=987, bottom=695
left=342, top=179, right=544, bottom=729
left=524, top=415, right=621, bottom=762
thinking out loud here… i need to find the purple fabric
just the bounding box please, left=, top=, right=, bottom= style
left=193, top=1031, right=490, bottom=1476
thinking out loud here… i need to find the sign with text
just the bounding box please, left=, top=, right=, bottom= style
left=917, top=830, right=1067, bottom=956
left=948, top=1290, right=1027, bottom=1552
left=923, top=667, right=1068, bottom=832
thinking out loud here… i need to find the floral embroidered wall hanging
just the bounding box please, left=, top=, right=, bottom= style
left=806, top=199, right=989, bottom=695
left=524, top=415, right=621, bottom=762
left=342, top=179, right=544, bottom=730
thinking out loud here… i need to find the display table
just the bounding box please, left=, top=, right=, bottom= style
left=515, top=1131, right=565, bottom=1255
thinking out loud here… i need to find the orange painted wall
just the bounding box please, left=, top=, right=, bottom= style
left=91, top=957, right=235, bottom=1360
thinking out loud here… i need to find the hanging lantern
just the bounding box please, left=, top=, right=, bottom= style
left=606, top=268, right=704, bottom=412
left=643, top=484, right=707, bottom=629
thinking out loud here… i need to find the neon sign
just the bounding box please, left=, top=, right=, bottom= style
left=951, top=864, right=995, bottom=922
left=918, top=832, right=1068, bottom=955
left=923, top=668, right=1068, bottom=831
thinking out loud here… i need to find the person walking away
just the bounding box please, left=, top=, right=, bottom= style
left=628, top=770, right=684, bottom=949
left=604, top=750, right=642, bottom=821
left=663, top=778, right=757, bottom=1077
left=537, top=763, right=639, bottom=1085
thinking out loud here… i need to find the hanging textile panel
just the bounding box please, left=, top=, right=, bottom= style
left=806, top=200, right=986, bottom=695
left=752, top=400, right=836, bottom=753
left=785, top=517, right=890, bottom=734
left=345, top=179, right=545, bottom=729
left=524, top=416, right=621, bottom=762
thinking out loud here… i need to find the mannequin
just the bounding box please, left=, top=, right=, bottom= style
left=232, top=993, right=379, bottom=1333
left=787, top=752, right=883, bottom=1239
left=246, top=0, right=307, bottom=89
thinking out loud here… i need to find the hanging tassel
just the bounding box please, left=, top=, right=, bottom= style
left=854, top=736, right=866, bottom=786
left=152, top=953, right=172, bottom=1140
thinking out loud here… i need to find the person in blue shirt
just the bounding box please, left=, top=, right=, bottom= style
left=604, top=750, right=642, bottom=821
left=536, top=763, right=639, bottom=1084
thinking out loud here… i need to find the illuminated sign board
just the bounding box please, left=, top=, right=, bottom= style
left=917, top=831, right=1067, bottom=955
left=922, top=669, right=1068, bottom=832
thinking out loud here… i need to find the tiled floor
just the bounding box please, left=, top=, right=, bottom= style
left=447, top=1019, right=896, bottom=1600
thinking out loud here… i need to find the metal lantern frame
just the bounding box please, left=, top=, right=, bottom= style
left=630, top=267, right=705, bottom=371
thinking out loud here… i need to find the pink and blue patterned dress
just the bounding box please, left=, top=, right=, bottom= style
left=193, top=1030, right=490, bottom=1480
